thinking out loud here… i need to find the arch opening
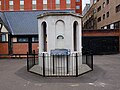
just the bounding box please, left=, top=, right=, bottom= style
left=73, top=21, right=79, bottom=51
left=41, top=22, right=47, bottom=52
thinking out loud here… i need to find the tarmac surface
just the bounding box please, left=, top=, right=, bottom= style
left=0, top=54, right=120, bottom=90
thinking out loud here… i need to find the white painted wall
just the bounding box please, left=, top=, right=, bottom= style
left=38, top=15, right=82, bottom=54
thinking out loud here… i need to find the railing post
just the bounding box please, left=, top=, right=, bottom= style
left=33, top=50, right=35, bottom=65
left=76, top=53, right=78, bottom=77
left=86, top=55, right=88, bottom=65
left=91, top=54, right=93, bottom=70
left=53, top=55, right=55, bottom=74
left=27, top=52, right=29, bottom=71
left=43, top=53, right=45, bottom=77
left=66, top=55, right=69, bottom=74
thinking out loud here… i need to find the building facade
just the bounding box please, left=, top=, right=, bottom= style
left=83, top=0, right=120, bottom=29
left=82, top=3, right=90, bottom=16
left=0, top=0, right=82, bottom=14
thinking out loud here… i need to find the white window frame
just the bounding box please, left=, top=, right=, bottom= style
left=0, top=1, right=1, bottom=5
left=76, top=6, right=80, bottom=9
left=66, top=0, right=70, bottom=4
left=9, top=0, right=14, bottom=5
left=20, top=0, right=24, bottom=5
left=76, top=0, right=80, bottom=2
left=32, top=0, right=36, bottom=5
left=56, top=0, right=60, bottom=4
left=43, top=0, right=47, bottom=4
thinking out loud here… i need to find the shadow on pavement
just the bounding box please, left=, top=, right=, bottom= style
left=15, top=65, right=106, bottom=83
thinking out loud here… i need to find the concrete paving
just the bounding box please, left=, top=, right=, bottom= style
left=0, top=54, right=120, bottom=90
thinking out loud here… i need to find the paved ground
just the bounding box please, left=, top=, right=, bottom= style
left=0, top=54, right=120, bottom=90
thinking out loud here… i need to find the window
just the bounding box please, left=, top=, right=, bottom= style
left=103, top=2, right=105, bottom=8
left=101, top=27, right=104, bottom=29
left=110, top=24, right=114, bottom=29
left=97, top=6, right=101, bottom=12
left=116, top=4, right=120, bottom=13
left=66, top=0, right=70, bottom=4
left=20, top=0, right=24, bottom=5
left=43, top=0, right=47, bottom=4
left=56, top=0, right=60, bottom=9
left=104, top=26, right=107, bottom=29
left=76, top=6, right=80, bottom=9
left=20, top=0, right=24, bottom=10
left=66, top=0, right=71, bottom=9
left=103, top=14, right=105, bottom=20
left=106, top=11, right=109, bottom=18
left=114, top=21, right=120, bottom=29
left=9, top=0, right=14, bottom=10
left=94, top=8, right=97, bottom=13
left=32, top=37, right=38, bottom=42
left=76, top=0, right=80, bottom=2
left=43, top=0, right=47, bottom=10
left=106, top=0, right=109, bottom=5
left=97, top=17, right=101, bottom=22
left=17, top=37, right=28, bottom=42
left=107, top=25, right=110, bottom=29
left=9, top=0, right=13, bottom=5
left=2, top=34, right=6, bottom=42
left=0, top=1, right=1, bottom=10
left=94, top=0, right=97, bottom=4
left=32, top=0, right=36, bottom=4
left=32, top=0, right=36, bottom=10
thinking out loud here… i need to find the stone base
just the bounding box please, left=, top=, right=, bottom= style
left=29, top=64, right=92, bottom=76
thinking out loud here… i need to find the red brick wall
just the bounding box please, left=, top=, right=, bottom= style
left=0, top=43, right=8, bottom=54
left=71, top=0, right=75, bottom=9
left=51, top=0, right=55, bottom=9
left=36, top=0, right=43, bottom=10
left=75, top=1, right=82, bottom=14
left=14, top=0, right=20, bottom=10
left=13, top=43, right=28, bottom=54
left=0, top=0, right=82, bottom=14
left=32, top=43, right=39, bottom=54
left=24, top=0, right=32, bottom=10
left=60, top=0, right=66, bottom=10
left=83, top=30, right=120, bottom=36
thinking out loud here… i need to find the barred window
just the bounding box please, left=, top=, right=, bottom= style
left=17, top=37, right=28, bottom=42
left=97, top=17, right=101, bottom=22
left=97, top=6, right=101, bottom=12
left=116, top=4, right=120, bottom=13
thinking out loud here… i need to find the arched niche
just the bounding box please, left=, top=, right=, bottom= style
left=41, top=21, right=47, bottom=52
left=73, top=21, right=79, bottom=51
left=55, top=20, right=65, bottom=49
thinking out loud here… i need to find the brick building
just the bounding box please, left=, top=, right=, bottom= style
left=0, top=0, right=82, bottom=14
left=82, top=0, right=120, bottom=29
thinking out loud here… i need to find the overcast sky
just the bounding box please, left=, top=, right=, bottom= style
left=82, top=0, right=90, bottom=10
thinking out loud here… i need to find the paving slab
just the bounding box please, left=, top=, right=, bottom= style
left=0, top=54, right=120, bottom=90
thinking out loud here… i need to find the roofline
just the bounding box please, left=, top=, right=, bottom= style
left=0, top=9, right=75, bottom=13
left=37, top=12, right=83, bottom=19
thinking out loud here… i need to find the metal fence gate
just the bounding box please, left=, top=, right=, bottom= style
left=27, top=51, right=93, bottom=77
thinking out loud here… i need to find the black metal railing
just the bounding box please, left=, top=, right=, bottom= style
left=27, top=50, right=38, bottom=71
left=40, top=53, right=79, bottom=77
left=27, top=51, right=93, bottom=77
left=82, top=54, right=93, bottom=70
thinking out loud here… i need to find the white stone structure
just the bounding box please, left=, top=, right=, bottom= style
left=30, top=12, right=92, bottom=76
left=38, top=12, right=82, bottom=54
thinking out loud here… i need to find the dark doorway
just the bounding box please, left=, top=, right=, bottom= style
left=73, top=21, right=78, bottom=51
left=42, top=22, right=47, bottom=52
left=82, top=36, right=119, bottom=55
